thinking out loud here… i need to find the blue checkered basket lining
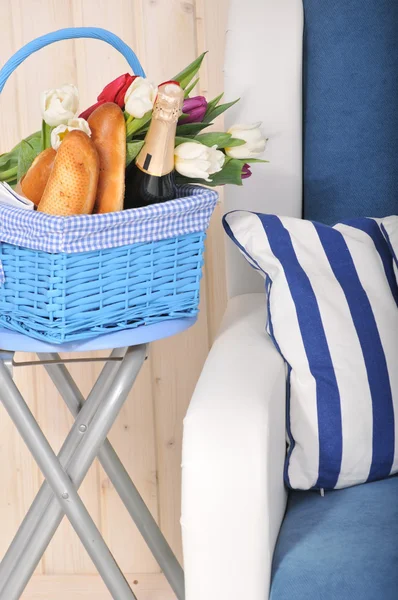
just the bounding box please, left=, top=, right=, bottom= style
left=0, top=185, right=218, bottom=343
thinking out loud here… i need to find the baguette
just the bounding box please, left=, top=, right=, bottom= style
left=38, top=131, right=99, bottom=216
left=88, top=102, right=126, bottom=213
left=20, top=147, right=56, bottom=206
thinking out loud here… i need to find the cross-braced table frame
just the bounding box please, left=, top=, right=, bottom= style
left=0, top=346, right=184, bottom=600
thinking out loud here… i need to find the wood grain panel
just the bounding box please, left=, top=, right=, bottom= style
left=71, top=0, right=139, bottom=110
left=8, top=0, right=76, bottom=145
left=196, top=0, right=229, bottom=343
left=24, top=573, right=175, bottom=599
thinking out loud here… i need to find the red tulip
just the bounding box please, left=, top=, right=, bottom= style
left=241, top=163, right=252, bottom=180
left=179, top=96, right=207, bottom=124
left=79, top=101, right=103, bottom=120
left=79, top=73, right=136, bottom=120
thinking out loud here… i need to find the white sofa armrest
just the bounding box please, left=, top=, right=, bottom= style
left=181, top=293, right=287, bottom=600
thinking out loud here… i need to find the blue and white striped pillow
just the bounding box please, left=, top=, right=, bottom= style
left=224, top=212, right=398, bottom=491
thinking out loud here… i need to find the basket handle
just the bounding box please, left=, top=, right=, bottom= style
left=0, top=27, right=146, bottom=94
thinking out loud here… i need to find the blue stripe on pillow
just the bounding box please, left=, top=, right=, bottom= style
left=342, top=218, right=398, bottom=307
left=258, top=214, right=343, bottom=489
left=314, top=223, right=395, bottom=481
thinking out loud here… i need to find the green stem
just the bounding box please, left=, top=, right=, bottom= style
left=41, top=120, right=52, bottom=151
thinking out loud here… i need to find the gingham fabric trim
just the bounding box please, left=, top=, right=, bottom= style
left=0, top=185, right=218, bottom=284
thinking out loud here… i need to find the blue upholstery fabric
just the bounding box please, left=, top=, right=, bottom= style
left=302, top=1, right=398, bottom=224
left=270, top=476, right=398, bottom=599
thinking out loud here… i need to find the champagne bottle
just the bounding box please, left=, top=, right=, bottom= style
left=124, top=82, right=184, bottom=209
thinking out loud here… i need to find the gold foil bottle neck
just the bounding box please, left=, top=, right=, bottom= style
left=152, top=83, right=184, bottom=122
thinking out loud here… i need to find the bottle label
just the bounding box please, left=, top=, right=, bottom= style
left=143, top=153, right=152, bottom=171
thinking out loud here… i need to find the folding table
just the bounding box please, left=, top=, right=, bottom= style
left=0, top=318, right=194, bottom=600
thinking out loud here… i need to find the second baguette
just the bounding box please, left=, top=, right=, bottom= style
left=88, top=102, right=126, bottom=213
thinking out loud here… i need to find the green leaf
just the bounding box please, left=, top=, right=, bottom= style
left=178, top=112, right=190, bottom=122
left=25, top=131, right=43, bottom=154
left=126, top=111, right=153, bottom=139
left=0, top=151, right=15, bottom=170
left=0, top=165, right=18, bottom=183
left=203, top=93, right=224, bottom=119
left=204, top=157, right=245, bottom=186
left=0, top=130, right=41, bottom=183
left=225, top=137, right=246, bottom=148
left=174, top=136, right=201, bottom=147
left=194, top=132, right=246, bottom=149
left=176, top=122, right=211, bottom=136
left=126, top=140, right=144, bottom=167
left=0, top=154, right=16, bottom=172
left=17, top=139, right=39, bottom=182
left=41, top=121, right=52, bottom=151
left=203, top=98, right=240, bottom=123
left=0, top=142, right=24, bottom=171
left=243, top=158, right=269, bottom=164
left=173, top=52, right=207, bottom=89
left=176, top=157, right=268, bottom=187
left=194, top=132, right=232, bottom=147
left=184, top=77, right=199, bottom=98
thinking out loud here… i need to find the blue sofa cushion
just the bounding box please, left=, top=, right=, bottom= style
left=302, top=1, right=398, bottom=223
left=270, top=476, right=398, bottom=599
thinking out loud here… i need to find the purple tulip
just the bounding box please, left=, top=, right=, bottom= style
left=241, top=163, right=252, bottom=180
left=180, top=96, right=208, bottom=124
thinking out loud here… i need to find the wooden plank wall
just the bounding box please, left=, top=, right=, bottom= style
left=0, top=0, right=229, bottom=597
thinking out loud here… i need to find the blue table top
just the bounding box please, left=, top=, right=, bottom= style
left=0, top=318, right=197, bottom=353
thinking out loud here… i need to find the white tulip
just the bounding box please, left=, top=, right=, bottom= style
left=51, top=117, right=91, bottom=150
left=41, top=84, right=79, bottom=127
left=207, top=144, right=225, bottom=175
left=174, top=142, right=225, bottom=182
left=124, top=77, right=158, bottom=119
left=225, top=122, right=267, bottom=159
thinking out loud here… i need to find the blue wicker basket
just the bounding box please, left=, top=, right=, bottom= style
left=0, top=28, right=218, bottom=343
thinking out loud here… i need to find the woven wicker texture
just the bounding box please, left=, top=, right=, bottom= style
left=0, top=232, right=205, bottom=343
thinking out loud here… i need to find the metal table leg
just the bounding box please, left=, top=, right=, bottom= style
left=0, top=345, right=146, bottom=600
left=0, top=347, right=127, bottom=593
left=39, top=352, right=185, bottom=600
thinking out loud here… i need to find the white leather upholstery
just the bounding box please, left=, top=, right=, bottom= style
left=224, top=0, right=304, bottom=297
left=181, top=294, right=287, bottom=600
left=182, top=1, right=304, bottom=597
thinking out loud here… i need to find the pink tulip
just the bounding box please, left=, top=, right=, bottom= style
left=180, top=96, right=208, bottom=124
left=241, top=163, right=252, bottom=179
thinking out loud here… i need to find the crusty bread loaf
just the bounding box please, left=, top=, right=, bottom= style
left=20, top=147, right=56, bottom=206
left=88, top=102, right=126, bottom=213
left=38, top=131, right=99, bottom=216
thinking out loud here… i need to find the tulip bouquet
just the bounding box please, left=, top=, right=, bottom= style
left=0, top=53, right=267, bottom=189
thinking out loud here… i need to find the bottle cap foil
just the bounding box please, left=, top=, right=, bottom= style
left=153, top=83, right=184, bottom=122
